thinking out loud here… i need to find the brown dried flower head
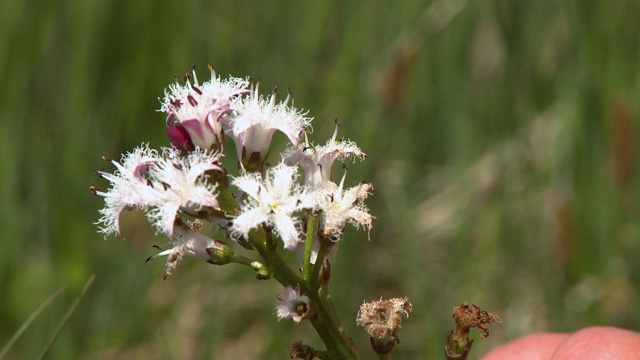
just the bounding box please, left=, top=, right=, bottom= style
left=356, top=297, right=413, bottom=340
left=445, top=302, right=502, bottom=360
left=452, top=301, right=502, bottom=338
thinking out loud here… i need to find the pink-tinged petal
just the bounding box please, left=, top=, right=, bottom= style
left=160, top=68, right=249, bottom=150
left=181, top=118, right=212, bottom=149
left=226, top=87, right=312, bottom=166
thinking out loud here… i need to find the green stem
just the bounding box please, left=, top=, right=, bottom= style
left=320, top=286, right=343, bottom=330
left=307, top=292, right=360, bottom=360
left=248, top=229, right=361, bottom=360
left=231, top=254, right=261, bottom=268
left=248, top=228, right=302, bottom=285
left=302, top=213, right=318, bottom=282
left=310, top=237, right=331, bottom=289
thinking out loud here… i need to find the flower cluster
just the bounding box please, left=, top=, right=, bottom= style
left=93, top=145, right=221, bottom=238
left=92, top=66, right=373, bottom=280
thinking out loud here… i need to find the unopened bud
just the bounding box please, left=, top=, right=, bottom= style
left=167, top=123, right=195, bottom=153
left=205, top=240, right=235, bottom=265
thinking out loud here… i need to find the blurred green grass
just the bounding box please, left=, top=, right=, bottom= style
left=1, top=0, right=639, bottom=358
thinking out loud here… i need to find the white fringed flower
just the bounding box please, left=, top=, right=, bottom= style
left=94, top=145, right=162, bottom=236
left=160, top=67, right=249, bottom=150
left=95, top=144, right=222, bottom=238
left=226, top=85, right=312, bottom=167
left=276, top=287, right=310, bottom=324
left=231, top=163, right=304, bottom=250
left=147, top=220, right=223, bottom=279
left=308, top=171, right=373, bottom=239
left=283, top=123, right=366, bottom=188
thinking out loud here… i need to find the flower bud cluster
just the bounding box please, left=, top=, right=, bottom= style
left=93, top=66, right=374, bottom=279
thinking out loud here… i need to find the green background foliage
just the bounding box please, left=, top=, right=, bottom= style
left=1, top=0, right=639, bottom=358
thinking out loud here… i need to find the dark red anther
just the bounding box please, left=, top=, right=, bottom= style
left=187, top=94, right=198, bottom=107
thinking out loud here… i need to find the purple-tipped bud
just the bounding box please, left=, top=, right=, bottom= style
left=160, top=68, right=250, bottom=152
left=167, top=123, right=195, bottom=152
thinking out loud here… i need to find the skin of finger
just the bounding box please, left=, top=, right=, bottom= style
left=480, top=333, right=569, bottom=360
left=551, top=326, right=640, bottom=359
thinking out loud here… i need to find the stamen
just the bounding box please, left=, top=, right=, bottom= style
left=331, top=119, right=340, bottom=142
left=284, top=87, right=292, bottom=105
left=191, top=65, right=199, bottom=86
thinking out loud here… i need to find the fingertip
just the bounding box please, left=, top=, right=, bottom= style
left=481, top=333, right=568, bottom=360
left=552, top=326, right=640, bottom=359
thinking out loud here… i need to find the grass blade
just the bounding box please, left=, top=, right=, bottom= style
left=35, top=274, right=96, bottom=360
left=0, top=287, right=66, bottom=360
